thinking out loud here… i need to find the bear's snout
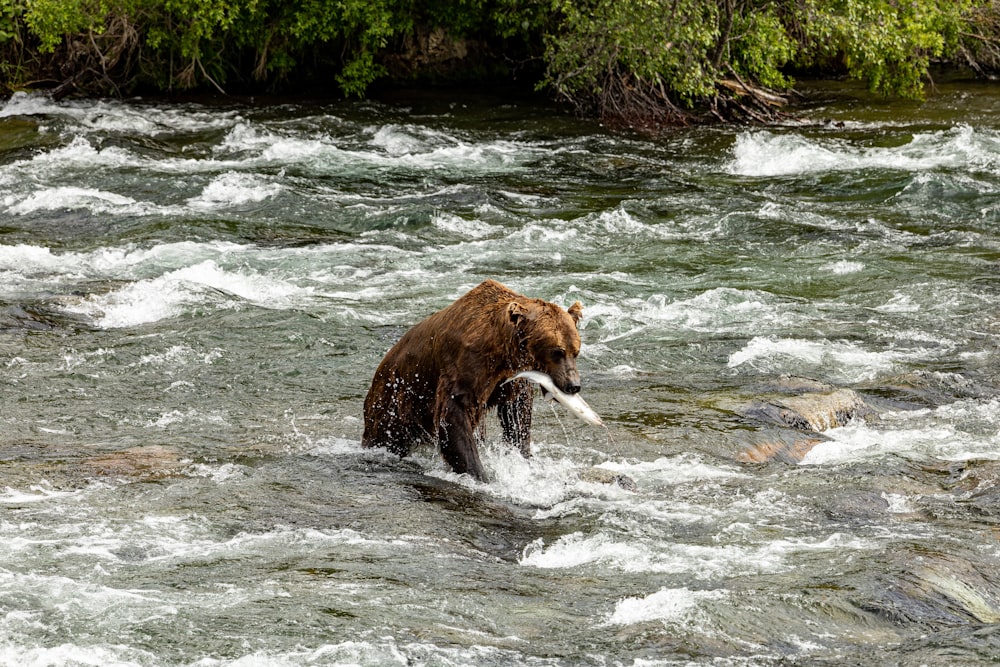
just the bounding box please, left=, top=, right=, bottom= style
left=554, top=367, right=581, bottom=395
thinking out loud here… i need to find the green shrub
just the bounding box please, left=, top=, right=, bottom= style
left=1, top=0, right=997, bottom=125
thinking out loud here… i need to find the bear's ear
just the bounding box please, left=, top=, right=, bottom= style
left=507, top=301, right=530, bottom=326
left=567, top=301, right=584, bottom=327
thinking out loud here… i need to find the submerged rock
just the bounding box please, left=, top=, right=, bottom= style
left=745, top=387, right=874, bottom=432
left=578, top=466, right=638, bottom=491
left=736, top=432, right=825, bottom=464
left=0, top=304, right=59, bottom=332
left=765, top=375, right=834, bottom=393
left=863, top=370, right=991, bottom=406
left=83, top=445, right=187, bottom=479
left=866, top=547, right=1000, bottom=625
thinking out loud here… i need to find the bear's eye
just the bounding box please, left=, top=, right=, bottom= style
left=549, top=348, right=566, bottom=362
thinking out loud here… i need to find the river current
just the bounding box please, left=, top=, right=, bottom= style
left=1, top=83, right=1000, bottom=666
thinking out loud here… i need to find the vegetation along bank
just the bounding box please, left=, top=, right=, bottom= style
left=3, top=0, right=1000, bottom=128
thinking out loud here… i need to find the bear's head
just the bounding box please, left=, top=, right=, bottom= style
left=509, top=299, right=584, bottom=394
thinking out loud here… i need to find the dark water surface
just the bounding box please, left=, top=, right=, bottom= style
left=2, top=83, right=1000, bottom=666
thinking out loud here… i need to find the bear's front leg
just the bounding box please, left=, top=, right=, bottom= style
left=493, top=378, right=534, bottom=458
left=434, top=385, right=488, bottom=481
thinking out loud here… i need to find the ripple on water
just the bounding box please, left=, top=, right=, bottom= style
left=2, top=90, right=1000, bottom=666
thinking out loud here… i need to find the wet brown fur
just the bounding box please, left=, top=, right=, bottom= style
left=362, top=279, right=583, bottom=481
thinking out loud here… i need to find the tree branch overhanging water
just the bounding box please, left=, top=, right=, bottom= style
left=1, top=0, right=999, bottom=129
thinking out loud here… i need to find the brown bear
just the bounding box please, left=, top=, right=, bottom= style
left=362, top=279, right=584, bottom=481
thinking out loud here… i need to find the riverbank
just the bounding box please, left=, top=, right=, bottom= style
left=4, top=0, right=1000, bottom=130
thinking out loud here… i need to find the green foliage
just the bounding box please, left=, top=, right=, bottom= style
left=283, top=0, right=398, bottom=95
left=24, top=0, right=104, bottom=52
left=542, top=0, right=985, bottom=123
left=796, top=0, right=971, bottom=98
left=543, top=0, right=801, bottom=123
left=140, top=0, right=257, bottom=89
left=0, top=0, right=26, bottom=88
left=544, top=0, right=721, bottom=108
left=1, top=0, right=998, bottom=123
left=336, top=49, right=385, bottom=97
left=730, top=7, right=797, bottom=90
left=0, top=0, right=24, bottom=44
left=144, top=0, right=250, bottom=58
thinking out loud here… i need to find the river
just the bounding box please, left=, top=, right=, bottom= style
left=1, top=82, right=999, bottom=666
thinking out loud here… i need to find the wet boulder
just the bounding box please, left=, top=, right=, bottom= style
left=744, top=387, right=874, bottom=432
left=736, top=430, right=826, bottom=465
left=727, top=376, right=876, bottom=464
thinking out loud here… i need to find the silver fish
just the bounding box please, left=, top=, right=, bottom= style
left=504, top=370, right=605, bottom=427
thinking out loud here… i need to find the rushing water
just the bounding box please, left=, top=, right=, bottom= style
left=2, top=81, right=1000, bottom=666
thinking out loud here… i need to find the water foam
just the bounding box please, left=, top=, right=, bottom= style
left=727, top=335, right=904, bottom=382
left=824, top=260, right=865, bottom=275
left=6, top=186, right=145, bottom=216
left=597, top=454, right=747, bottom=484
left=187, top=172, right=284, bottom=209
left=62, top=260, right=312, bottom=328
left=607, top=587, right=726, bottom=626
left=874, top=292, right=921, bottom=313
left=427, top=442, right=628, bottom=508
left=62, top=275, right=192, bottom=328
left=0, top=484, right=87, bottom=504
left=134, top=345, right=224, bottom=368
left=0, top=641, right=156, bottom=667
left=728, top=132, right=846, bottom=176
left=597, top=207, right=651, bottom=236
left=145, top=409, right=229, bottom=429
left=186, top=639, right=551, bottom=667
left=519, top=531, right=865, bottom=577
left=0, top=505, right=420, bottom=579
left=430, top=212, right=499, bottom=239
left=801, top=399, right=1000, bottom=465
left=14, top=136, right=138, bottom=173
left=217, top=120, right=530, bottom=176
left=370, top=124, right=445, bottom=156
left=728, top=125, right=1000, bottom=177
left=0, top=241, right=251, bottom=286
left=0, top=91, right=60, bottom=118
left=632, top=289, right=800, bottom=334
left=0, top=244, right=71, bottom=277
left=390, top=137, right=524, bottom=172
left=2, top=238, right=349, bottom=326
left=1, top=92, right=242, bottom=135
